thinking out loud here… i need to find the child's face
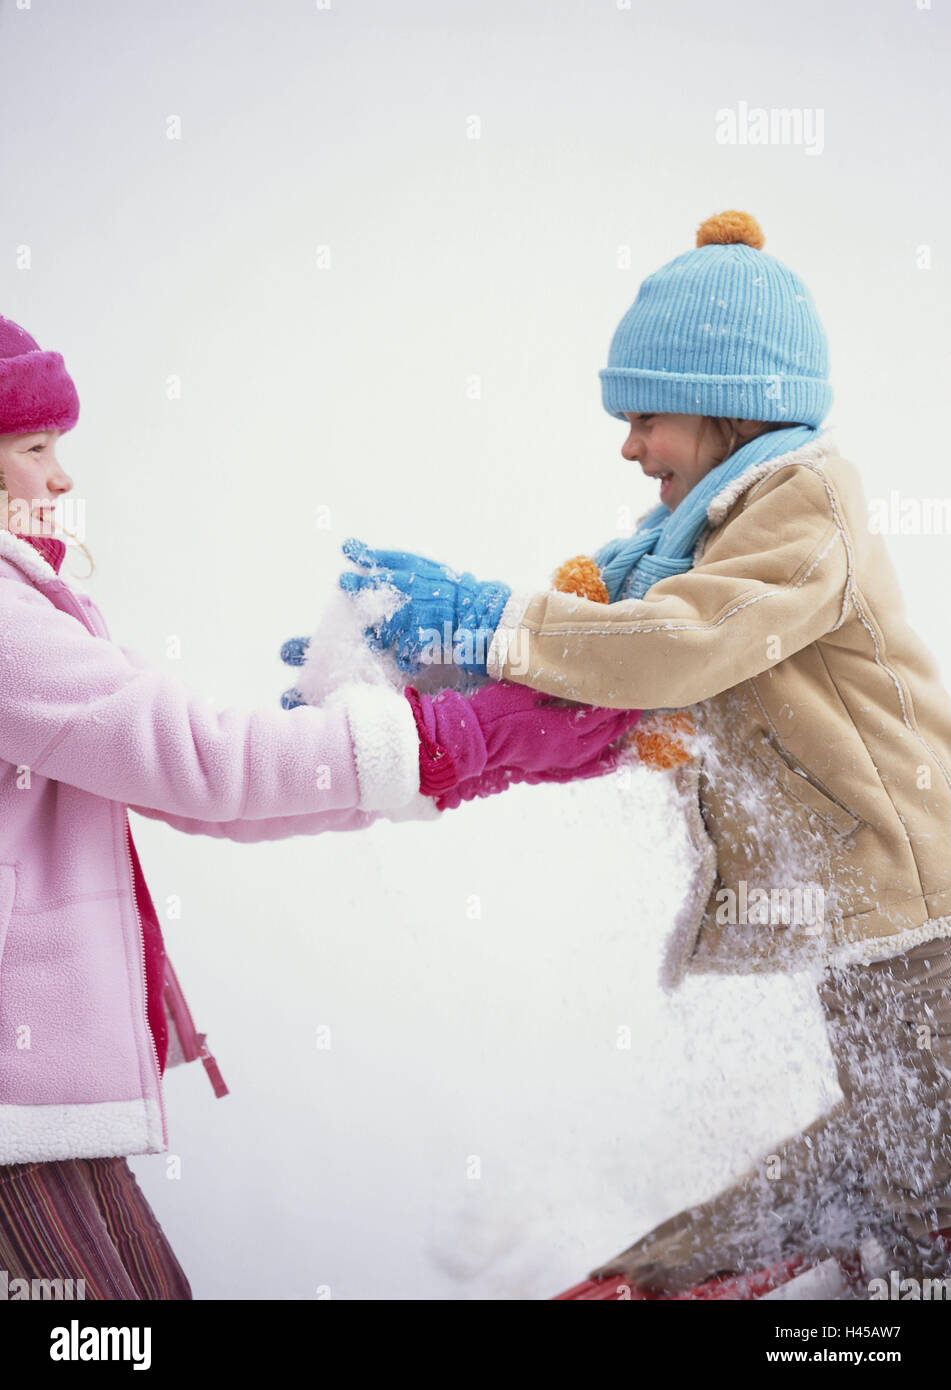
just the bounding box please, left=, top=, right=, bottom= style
left=620, top=413, right=746, bottom=511
left=0, top=430, right=72, bottom=533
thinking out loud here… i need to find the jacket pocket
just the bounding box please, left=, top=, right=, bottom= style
left=659, top=762, right=721, bottom=990
left=749, top=738, right=862, bottom=838
left=0, top=864, right=17, bottom=999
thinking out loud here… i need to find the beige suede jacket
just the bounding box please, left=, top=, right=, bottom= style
left=487, top=431, right=951, bottom=985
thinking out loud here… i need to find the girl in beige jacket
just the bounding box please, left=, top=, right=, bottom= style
left=340, top=211, right=951, bottom=1299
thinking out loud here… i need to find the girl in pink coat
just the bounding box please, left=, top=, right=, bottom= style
left=0, top=314, right=639, bottom=1300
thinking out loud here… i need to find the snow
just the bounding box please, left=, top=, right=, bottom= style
left=295, top=576, right=483, bottom=705
left=123, top=568, right=951, bottom=1302
left=289, top=577, right=401, bottom=704
left=288, top=602, right=880, bottom=1294
left=271, top=584, right=951, bottom=1298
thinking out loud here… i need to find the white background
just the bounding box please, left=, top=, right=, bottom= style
left=1, top=0, right=948, bottom=1298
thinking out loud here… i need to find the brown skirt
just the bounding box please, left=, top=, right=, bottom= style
left=588, top=933, right=951, bottom=1293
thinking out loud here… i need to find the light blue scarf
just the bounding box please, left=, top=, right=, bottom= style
left=594, top=423, right=819, bottom=603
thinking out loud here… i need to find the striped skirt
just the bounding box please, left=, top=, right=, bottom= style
left=0, top=1156, right=192, bottom=1300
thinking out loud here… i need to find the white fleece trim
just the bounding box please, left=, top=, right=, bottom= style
left=0, top=1097, right=165, bottom=1165
left=823, top=913, right=951, bottom=969
left=486, top=588, right=535, bottom=681
left=0, top=526, right=61, bottom=583
left=621, top=430, right=839, bottom=563
left=705, top=428, right=838, bottom=527
left=333, top=681, right=421, bottom=811
left=681, top=913, right=951, bottom=982
left=0, top=526, right=92, bottom=595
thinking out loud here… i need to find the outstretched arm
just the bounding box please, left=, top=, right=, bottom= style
left=336, top=468, right=851, bottom=710
left=489, top=466, right=850, bottom=707
left=0, top=573, right=421, bottom=820
left=127, top=794, right=439, bottom=842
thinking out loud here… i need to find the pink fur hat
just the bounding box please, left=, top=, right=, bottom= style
left=0, top=314, right=80, bottom=436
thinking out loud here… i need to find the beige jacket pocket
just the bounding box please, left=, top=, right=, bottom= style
left=658, top=761, right=720, bottom=991
left=749, top=738, right=862, bottom=838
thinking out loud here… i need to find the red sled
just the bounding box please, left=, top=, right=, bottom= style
left=552, top=1227, right=951, bottom=1301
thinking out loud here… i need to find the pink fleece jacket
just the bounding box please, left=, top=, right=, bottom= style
left=0, top=528, right=434, bottom=1165
left=19, top=538, right=173, bottom=1077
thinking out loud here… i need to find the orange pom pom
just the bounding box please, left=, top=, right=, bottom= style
left=696, top=210, right=765, bottom=251
left=625, top=711, right=695, bottom=769
left=552, top=555, right=610, bottom=605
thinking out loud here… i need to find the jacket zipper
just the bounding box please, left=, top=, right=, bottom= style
left=42, top=578, right=227, bottom=1107
left=195, top=1033, right=228, bottom=1097
left=123, top=814, right=167, bottom=1148
left=163, top=954, right=229, bottom=1098
left=33, top=582, right=167, bottom=1143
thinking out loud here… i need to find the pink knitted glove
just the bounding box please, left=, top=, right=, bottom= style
left=433, top=743, right=632, bottom=811
left=404, top=680, right=641, bottom=802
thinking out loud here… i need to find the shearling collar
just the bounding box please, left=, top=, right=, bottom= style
left=0, top=526, right=77, bottom=586
left=632, top=427, right=838, bottom=534
left=705, top=427, right=837, bottom=528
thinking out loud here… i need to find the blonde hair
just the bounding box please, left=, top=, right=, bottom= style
left=0, top=467, right=95, bottom=577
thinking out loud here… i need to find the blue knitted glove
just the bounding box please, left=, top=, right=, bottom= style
left=279, top=635, right=310, bottom=709
left=338, top=538, right=511, bottom=676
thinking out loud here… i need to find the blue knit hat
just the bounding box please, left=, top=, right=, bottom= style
left=599, top=211, right=832, bottom=427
